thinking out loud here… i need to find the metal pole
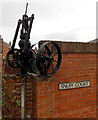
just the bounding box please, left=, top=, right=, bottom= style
left=11, top=19, right=21, bottom=50
left=21, top=77, right=27, bottom=119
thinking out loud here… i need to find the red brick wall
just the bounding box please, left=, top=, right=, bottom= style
left=3, top=42, right=10, bottom=57
left=35, top=53, right=96, bottom=118
left=34, top=42, right=97, bottom=118
left=2, top=41, right=97, bottom=118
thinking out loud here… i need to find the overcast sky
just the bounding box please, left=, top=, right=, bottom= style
left=0, top=0, right=97, bottom=47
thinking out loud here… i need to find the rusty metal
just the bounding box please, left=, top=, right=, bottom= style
left=36, top=41, right=62, bottom=76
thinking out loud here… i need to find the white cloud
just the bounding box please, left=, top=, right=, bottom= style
left=45, top=31, right=79, bottom=40
left=0, top=0, right=97, bottom=45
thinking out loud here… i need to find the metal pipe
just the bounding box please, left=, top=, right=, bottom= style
left=11, top=19, right=21, bottom=50
left=21, top=77, right=27, bottom=119
left=25, top=14, right=34, bottom=46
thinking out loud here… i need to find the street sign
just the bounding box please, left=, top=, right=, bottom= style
left=59, top=80, right=90, bottom=90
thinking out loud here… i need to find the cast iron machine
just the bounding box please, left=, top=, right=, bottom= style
left=6, top=3, right=62, bottom=77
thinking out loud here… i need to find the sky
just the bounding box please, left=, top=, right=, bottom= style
left=0, top=0, right=97, bottom=47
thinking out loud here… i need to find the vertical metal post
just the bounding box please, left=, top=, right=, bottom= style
left=21, top=77, right=27, bottom=119
left=25, top=14, right=34, bottom=45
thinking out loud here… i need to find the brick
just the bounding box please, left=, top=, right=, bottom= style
left=2, top=41, right=97, bottom=118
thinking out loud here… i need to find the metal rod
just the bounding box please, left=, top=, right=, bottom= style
left=25, top=14, right=34, bottom=46
left=21, top=77, right=27, bottom=119
left=25, top=3, right=28, bottom=15
left=11, top=19, right=21, bottom=50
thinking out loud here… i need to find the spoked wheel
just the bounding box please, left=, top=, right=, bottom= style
left=6, top=49, right=19, bottom=68
left=28, top=43, right=38, bottom=74
left=36, top=41, right=62, bottom=76
left=28, top=49, right=38, bottom=74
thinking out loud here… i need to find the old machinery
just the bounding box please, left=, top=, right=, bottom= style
left=6, top=3, right=62, bottom=77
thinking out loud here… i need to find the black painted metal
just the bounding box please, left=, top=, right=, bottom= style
left=6, top=3, right=62, bottom=77
left=7, top=49, right=19, bottom=68
left=11, top=20, right=21, bottom=50
left=36, top=41, right=62, bottom=76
